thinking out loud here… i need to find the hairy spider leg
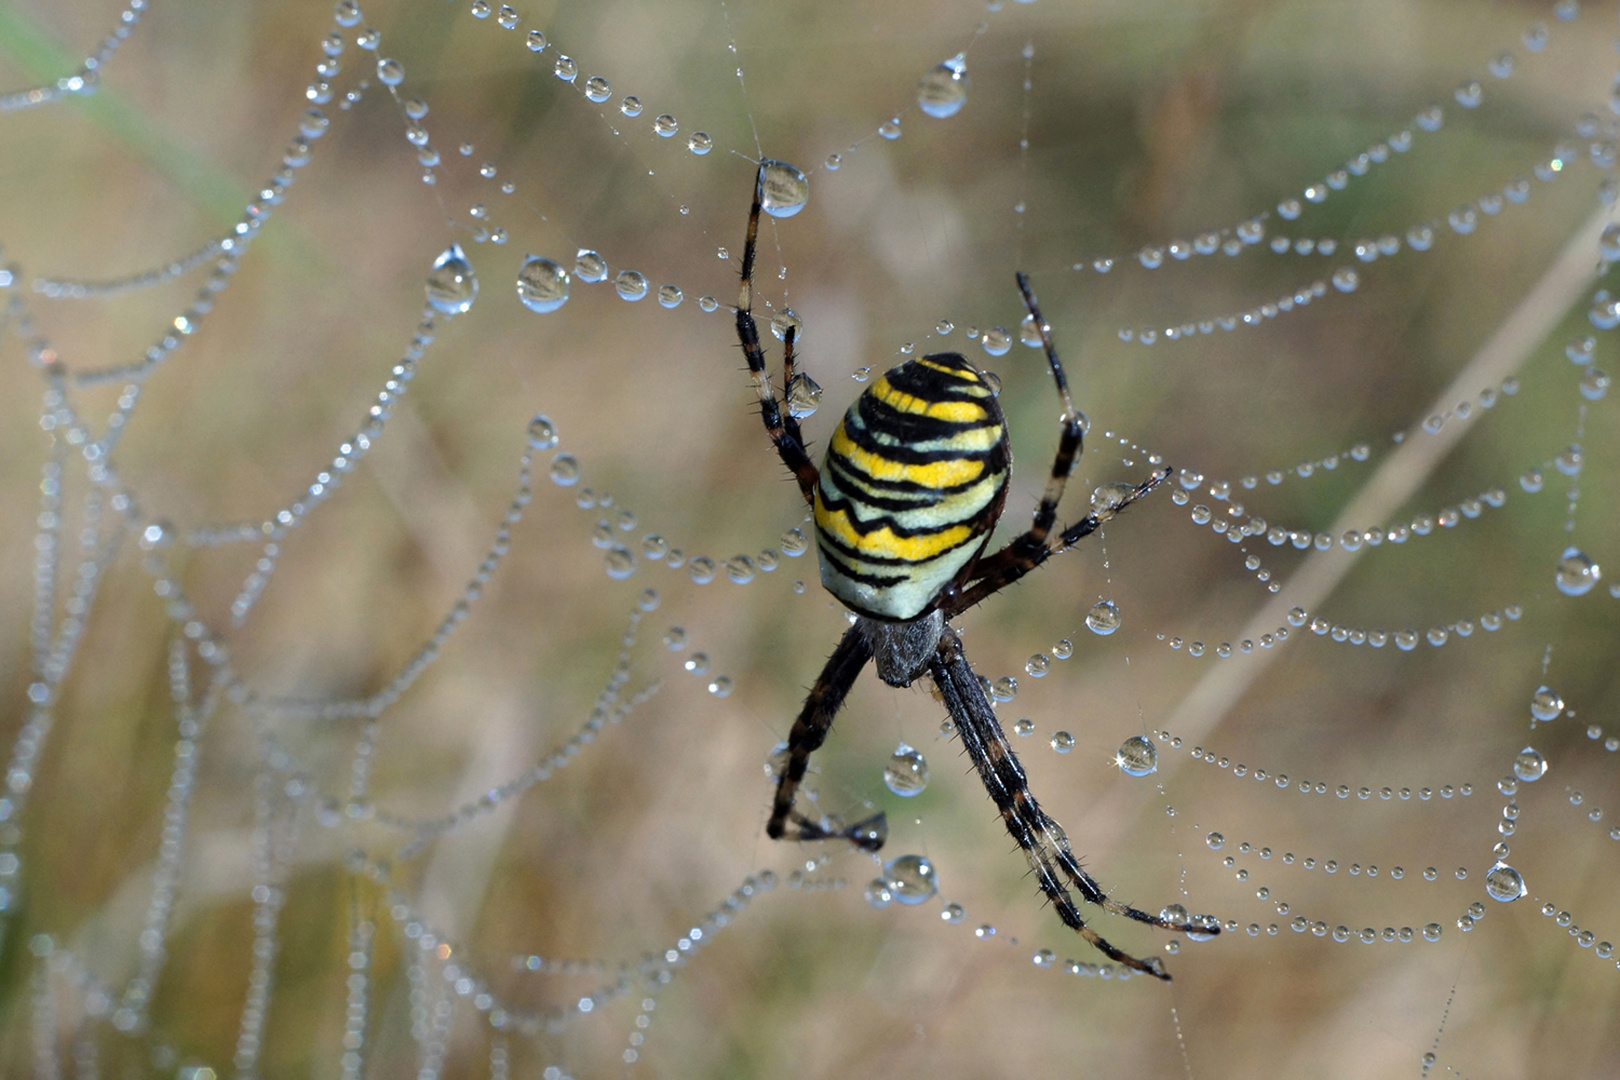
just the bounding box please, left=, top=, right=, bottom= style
left=737, top=163, right=818, bottom=505
left=1013, top=271, right=1086, bottom=544
left=947, top=466, right=1171, bottom=616
left=764, top=625, right=888, bottom=851
left=946, top=271, right=1092, bottom=599
left=930, top=627, right=1203, bottom=979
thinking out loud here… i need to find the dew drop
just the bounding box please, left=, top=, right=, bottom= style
left=657, top=284, right=683, bottom=309
left=1512, top=747, right=1547, bottom=782
left=1530, top=686, right=1564, bottom=721
left=425, top=243, right=478, bottom=314
left=653, top=114, right=678, bottom=137
left=516, top=256, right=570, bottom=313
left=759, top=160, right=810, bottom=218
left=770, top=308, right=803, bottom=341
left=884, top=743, right=929, bottom=797
left=583, top=75, right=611, bottom=103
left=1579, top=368, right=1610, bottom=400
left=1085, top=600, right=1122, bottom=636
left=548, top=453, right=581, bottom=486
left=614, top=270, right=648, bottom=301
left=917, top=55, right=969, bottom=119
left=553, top=56, right=577, bottom=82
left=1091, top=482, right=1135, bottom=514
left=1484, top=861, right=1526, bottom=902
left=604, top=545, right=636, bottom=579
left=1554, top=547, right=1600, bottom=596
left=981, top=327, right=1011, bottom=356
left=687, top=132, right=713, bottom=155
left=785, top=373, right=822, bottom=419
left=574, top=249, right=608, bottom=283
left=619, top=96, right=642, bottom=117
left=526, top=414, right=559, bottom=450
left=1116, top=735, right=1158, bottom=777
left=1050, top=731, right=1074, bottom=753
left=884, top=855, right=938, bottom=904
left=1330, top=266, right=1359, bottom=293
left=878, top=117, right=902, bottom=140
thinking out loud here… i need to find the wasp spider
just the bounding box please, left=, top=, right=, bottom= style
left=734, top=162, right=1214, bottom=978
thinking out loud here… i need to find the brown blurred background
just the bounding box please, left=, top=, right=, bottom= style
left=0, top=0, right=1617, bottom=1076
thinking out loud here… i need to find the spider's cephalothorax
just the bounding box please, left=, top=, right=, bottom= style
left=733, top=161, right=1216, bottom=978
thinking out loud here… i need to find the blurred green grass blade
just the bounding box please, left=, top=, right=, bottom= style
left=0, top=2, right=258, bottom=227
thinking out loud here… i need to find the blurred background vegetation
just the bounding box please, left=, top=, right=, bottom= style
left=0, top=0, right=1616, bottom=1076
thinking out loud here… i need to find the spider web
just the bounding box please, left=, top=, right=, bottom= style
left=0, top=0, right=1616, bottom=1077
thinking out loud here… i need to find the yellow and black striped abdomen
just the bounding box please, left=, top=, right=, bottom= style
left=814, top=352, right=1010, bottom=621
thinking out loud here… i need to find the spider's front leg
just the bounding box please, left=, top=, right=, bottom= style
left=929, top=627, right=1208, bottom=980
left=736, top=162, right=818, bottom=505
left=764, top=625, right=888, bottom=852
left=946, top=272, right=1171, bottom=616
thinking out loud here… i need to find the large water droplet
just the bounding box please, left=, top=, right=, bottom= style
left=1530, top=685, right=1564, bottom=722
left=614, top=270, right=648, bottom=301
left=883, top=855, right=938, bottom=904
left=425, top=243, right=477, bottom=314
left=1116, top=735, right=1158, bottom=777
left=917, top=55, right=969, bottom=119
left=516, top=256, right=570, bottom=313
left=548, top=453, right=581, bottom=486
left=770, top=308, right=803, bottom=341
left=1554, top=547, right=1600, bottom=596
left=786, top=373, right=822, bottom=418
left=1484, top=861, right=1526, bottom=902
left=574, top=249, right=607, bottom=283
left=1086, top=600, right=1121, bottom=636
left=884, top=743, right=929, bottom=796
left=1091, top=482, right=1135, bottom=514
left=604, top=544, right=636, bottom=579
left=759, top=160, right=809, bottom=218
left=1512, top=747, right=1547, bottom=782
left=526, top=414, right=558, bottom=450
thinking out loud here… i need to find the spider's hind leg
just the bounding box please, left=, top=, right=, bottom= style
left=764, top=625, right=886, bottom=852
left=929, top=627, right=1208, bottom=980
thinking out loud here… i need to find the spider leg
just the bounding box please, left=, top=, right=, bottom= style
left=945, top=465, right=1171, bottom=616
left=938, top=272, right=1087, bottom=614
left=930, top=626, right=1208, bottom=980
left=737, top=163, right=819, bottom=506
left=765, top=625, right=887, bottom=851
